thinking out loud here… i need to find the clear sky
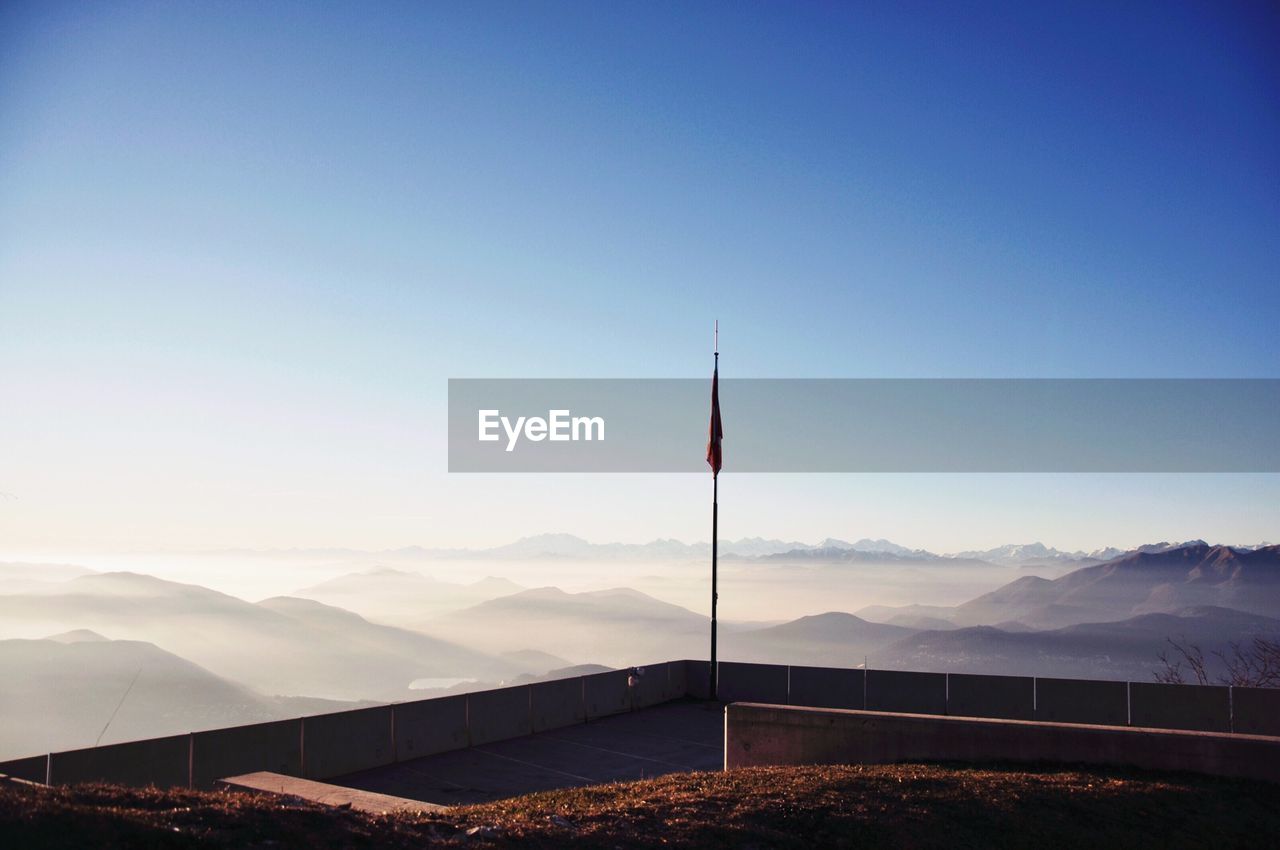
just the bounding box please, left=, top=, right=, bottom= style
left=1, top=1, right=1277, bottom=555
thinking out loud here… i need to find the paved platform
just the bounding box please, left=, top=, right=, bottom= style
left=330, top=700, right=724, bottom=806
left=219, top=771, right=445, bottom=814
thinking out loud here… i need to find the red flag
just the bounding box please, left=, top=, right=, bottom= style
left=706, top=360, right=723, bottom=477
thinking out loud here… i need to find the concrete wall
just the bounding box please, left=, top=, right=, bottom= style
left=1034, top=677, right=1128, bottom=727
left=683, top=659, right=710, bottom=700
left=531, top=677, right=585, bottom=733
left=718, top=662, right=789, bottom=705
left=668, top=659, right=689, bottom=700
left=393, top=695, right=467, bottom=762
left=1233, top=687, right=1280, bottom=737
left=788, top=665, right=864, bottom=710
left=865, top=669, right=946, bottom=715
left=22, top=660, right=1272, bottom=791
left=302, top=706, right=393, bottom=779
left=191, top=718, right=302, bottom=789
left=1129, top=682, right=1230, bottom=733
left=49, top=734, right=190, bottom=788
left=725, top=703, right=1280, bottom=784
left=584, top=669, right=631, bottom=719
left=632, top=662, right=674, bottom=709
left=948, top=673, right=1034, bottom=721
left=468, top=685, right=532, bottom=746
left=0, top=754, right=47, bottom=783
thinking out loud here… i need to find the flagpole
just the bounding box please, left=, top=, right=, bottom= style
left=710, top=324, right=719, bottom=702
left=711, top=463, right=718, bottom=701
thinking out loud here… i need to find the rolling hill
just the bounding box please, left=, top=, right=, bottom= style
left=0, top=636, right=355, bottom=761
left=422, top=586, right=710, bottom=666
left=0, top=572, right=519, bottom=701
left=0, top=561, right=96, bottom=593
left=291, top=569, right=523, bottom=625
left=721, top=612, right=918, bottom=666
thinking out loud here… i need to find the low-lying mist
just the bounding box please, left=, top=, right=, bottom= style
left=3, top=540, right=1277, bottom=762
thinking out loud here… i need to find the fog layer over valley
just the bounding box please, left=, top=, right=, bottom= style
left=1, top=538, right=1276, bottom=761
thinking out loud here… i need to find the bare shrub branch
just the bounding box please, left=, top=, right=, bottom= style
left=1155, top=635, right=1280, bottom=688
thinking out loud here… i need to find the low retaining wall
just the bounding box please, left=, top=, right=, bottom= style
left=48, top=735, right=190, bottom=788
left=719, top=661, right=789, bottom=705
left=724, top=703, right=1280, bottom=783
left=0, top=754, right=48, bottom=783
left=468, top=685, right=533, bottom=746
left=191, top=718, right=302, bottom=789
left=1034, top=676, right=1128, bottom=726
left=18, top=658, right=1279, bottom=790
left=302, top=705, right=394, bottom=779
left=695, top=661, right=1270, bottom=737
left=584, top=669, right=632, bottom=718
left=787, top=665, right=863, bottom=710
left=394, top=694, right=467, bottom=762
left=33, top=663, right=673, bottom=789
left=1233, top=687, right=1280, bottom=736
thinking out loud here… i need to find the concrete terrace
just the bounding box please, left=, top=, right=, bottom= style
left=330, top=700, right=723, bottom=806
left=8, top=660, right=1279, bottom=807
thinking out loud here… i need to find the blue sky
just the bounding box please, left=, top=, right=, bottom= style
left=1, top=1, right=1277, bottom=554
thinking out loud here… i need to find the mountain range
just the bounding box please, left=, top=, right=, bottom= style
left=3, top=540, right=1277, bottom=761
left=869, top=605, right=1280, bottom=680
left=719, top=607, right=1280, bottom=680
left=0, top=572, right=524, bottom=701
left=946, top=543, right=1280, bottom=628
left=200, top=534, right=1271, bottom=567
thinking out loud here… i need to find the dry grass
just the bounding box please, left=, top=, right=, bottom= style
left=3, top=762, right=1279, bottom=849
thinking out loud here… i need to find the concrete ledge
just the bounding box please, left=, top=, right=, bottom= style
left=866, top=669, right=945, bottom=715
left=683, top=659, right=711, bottom=700
left=788, top=665, right=864, bottom=710
left=719, top=661, right=788, bottom=705
left=1130, top=682, right=1230, bottom=733
left=469, top=685, right=533, bottom=745
left=49, top=734, right=190, bottom=788
left=394, top=694, right=467, bottom=760
left=1034, top=677, right=1128, bottom=726
left=632, top=662, right=673, bottom=708
left=725, top=703, right=1280, bottom=783
left=303, top=706, right=393, bottom=780
left=948, top=673, right=1033, bottom=721
left=191, top=718, right=302, bottom=789
left=584, top=670, right=631, bottom=719
left=219, top=771, right=446, bottom=813
left=0, top=755, right=47, bottom=784
left=668, top=659, right=689, bottom=698
left=1233, top=687, right=1280, bottom=736
left=531, top=677, right=585, bottom=733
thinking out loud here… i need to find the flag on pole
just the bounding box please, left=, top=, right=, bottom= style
left=707, top=358, right=723, bottom=477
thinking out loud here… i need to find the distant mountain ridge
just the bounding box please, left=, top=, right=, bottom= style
left=0, top=571, right=523, bottom=701
left=201, top=534, right=1269, bottom=566
left=872, top=604, right=1280, bottom=680
left=951, top=543, right=1280, bottom=628
left=722, top=612, right=916, bottom=665
left=291, top=569, right=524, bottom=623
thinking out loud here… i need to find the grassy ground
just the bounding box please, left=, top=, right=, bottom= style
left=2, top=763, right=1278, bottom=849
